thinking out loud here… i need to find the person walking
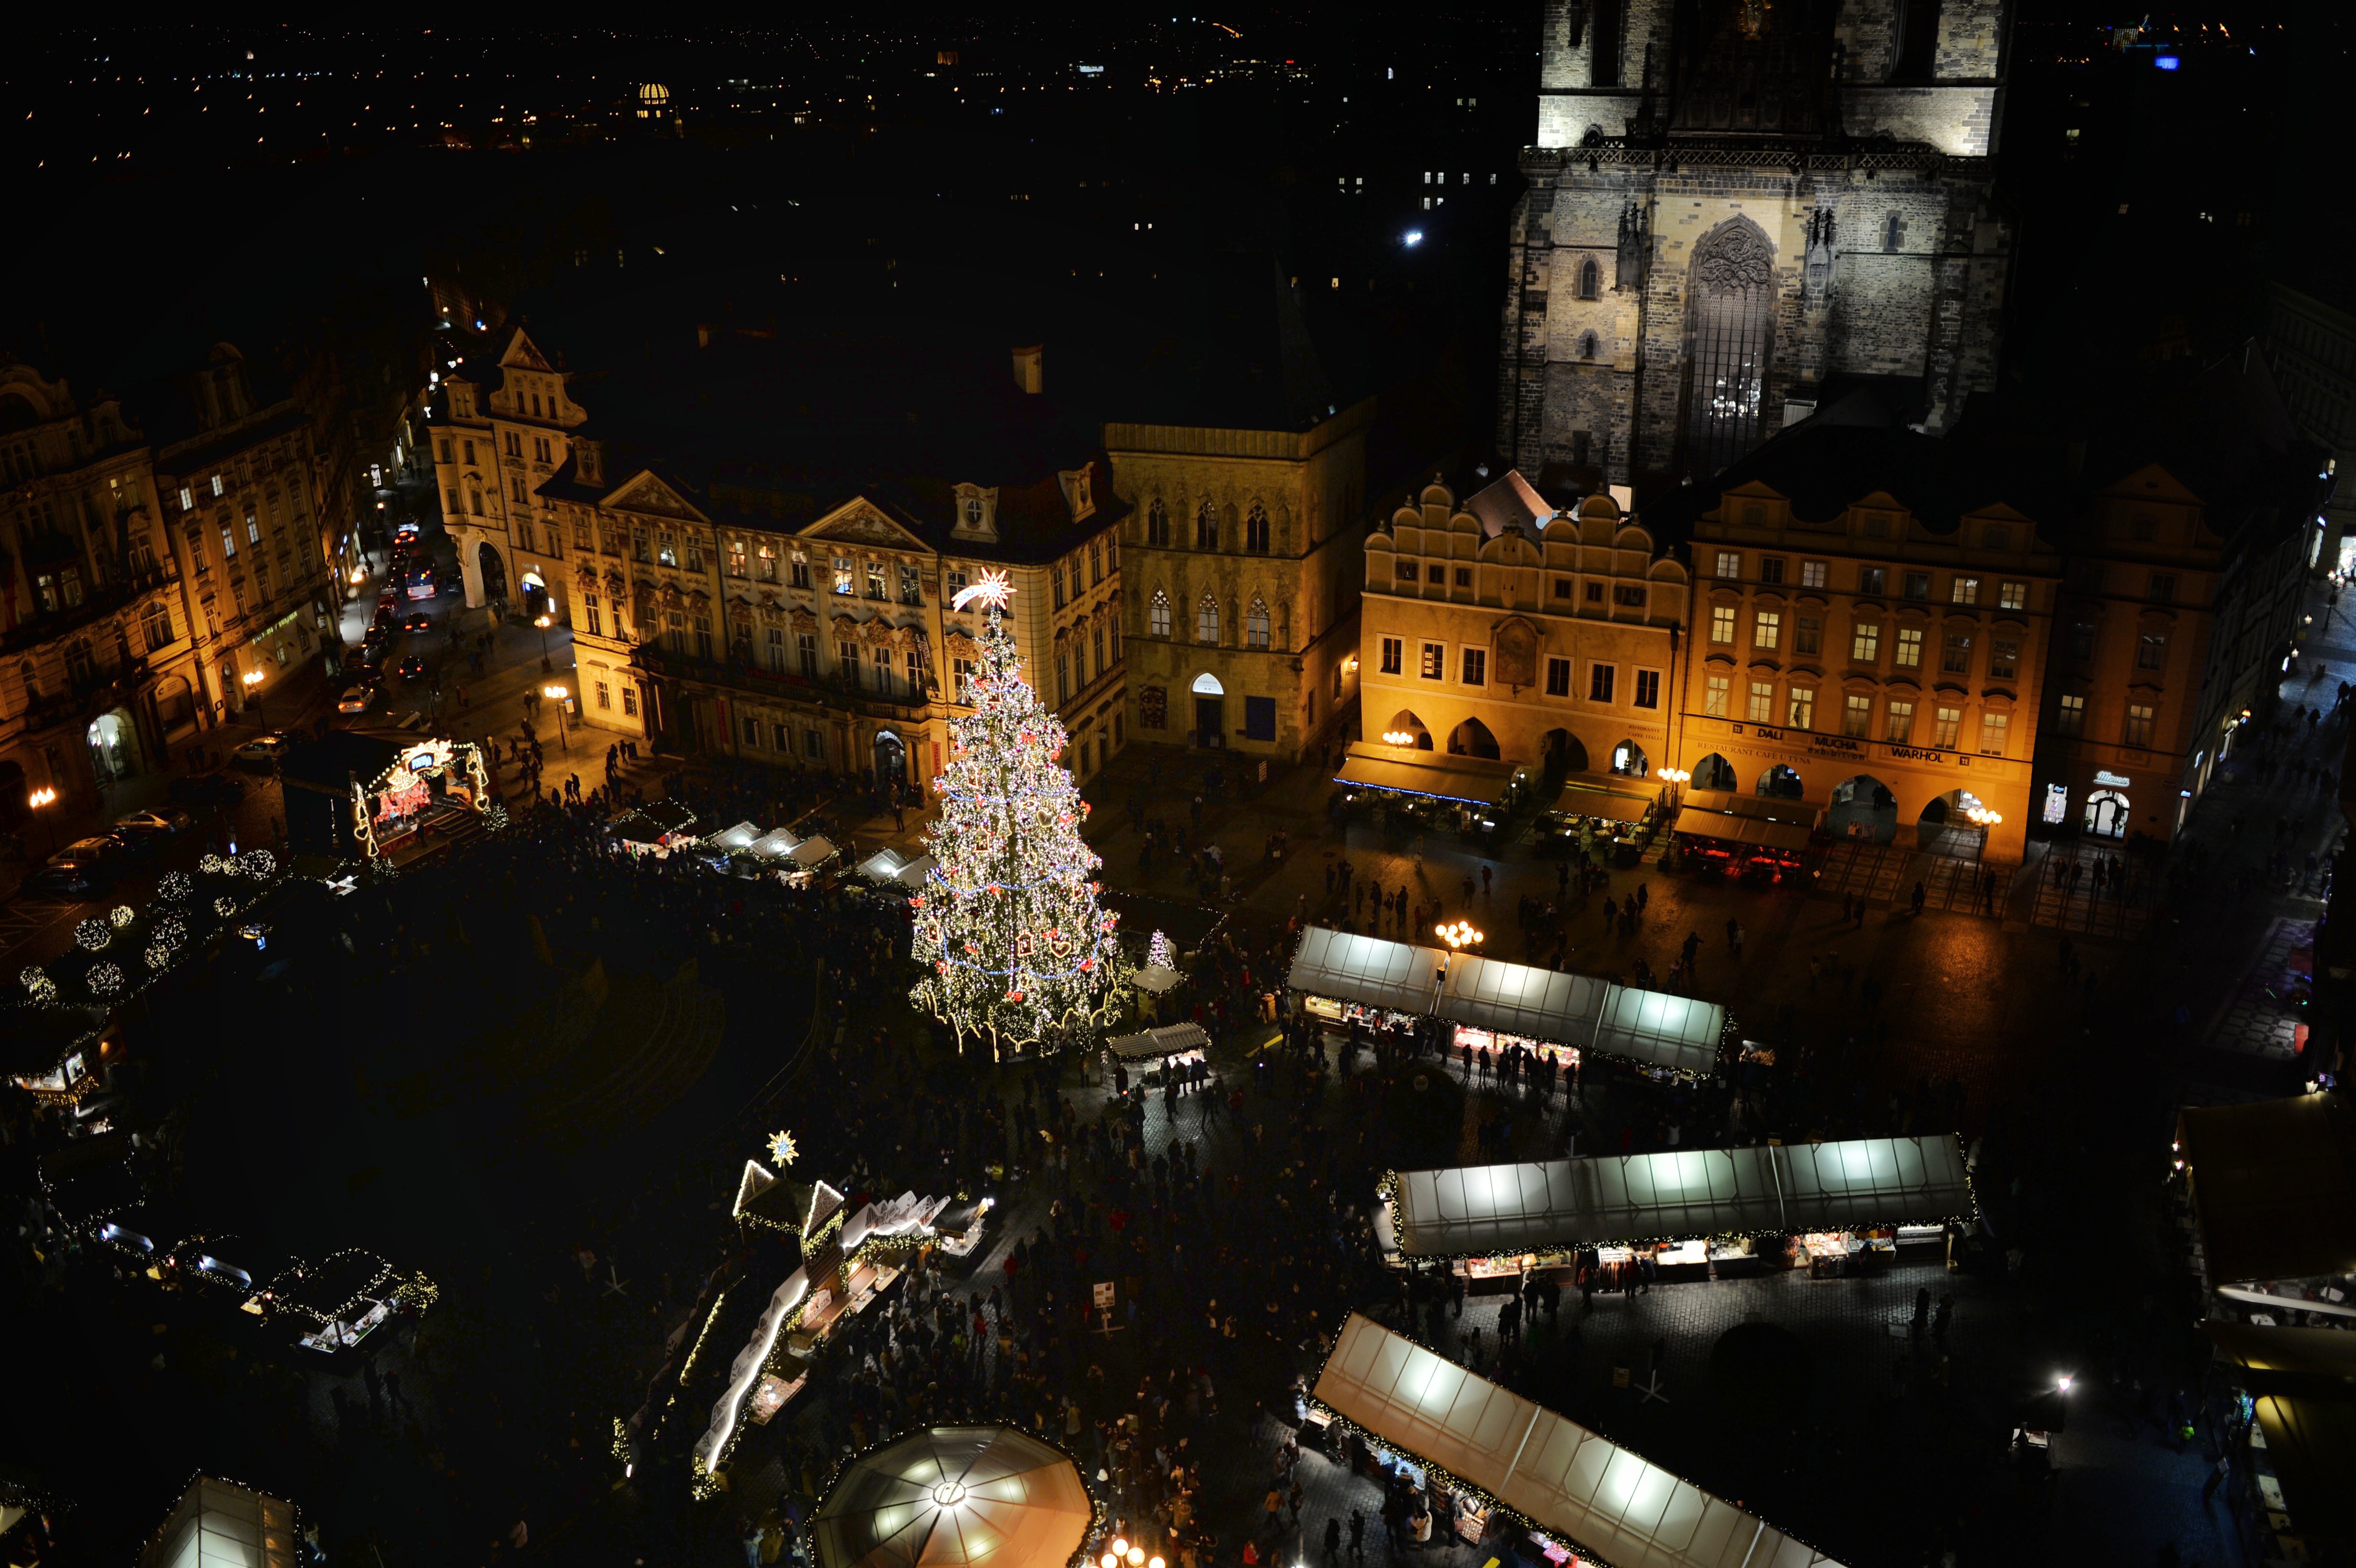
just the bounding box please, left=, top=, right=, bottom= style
left=1323, top=1518, right=1343, bottom=1566
left=1348, top=1510, right=1367, bottom=1563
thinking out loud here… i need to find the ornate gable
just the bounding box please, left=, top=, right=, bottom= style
left=803, top=497, right=929, bottom=553
left=500, top=328, right=556, bottom=374
left=604, top=471, right=710, bottom=524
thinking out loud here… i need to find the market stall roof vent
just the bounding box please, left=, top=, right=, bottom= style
left=1314, top=1314, right=1847, bottom=1568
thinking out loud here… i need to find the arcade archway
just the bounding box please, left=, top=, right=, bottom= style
left=1691, top=752, right=1738, bottom=792
left=1757, top=764, right=1804, bottom=800
left=1447, top=717, right=1501, bottom=760
left=1609, top=739, right=1648, bottom=779
left=1542, top=728, right=1588, bottom=778
left=1382, top=710, right=1435, bottom=751
left=478, top=541, right=509, bottom=604
left=1829, top=774, right=1898, bottom=844
left=1917, top=787, right=1993, bottom=860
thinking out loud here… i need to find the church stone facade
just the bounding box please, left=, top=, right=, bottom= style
left=1500, top=0, right=2014, bottom=487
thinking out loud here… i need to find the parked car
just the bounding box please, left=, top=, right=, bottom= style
left=47, top=837, right=121, bottom=878
left=112, top=807, right=195, bottom=838
left=20, top=865, right=98, bottom=898
left=336, top=685, right=379, bottom=715
left=231, top=735, right=290, bottom=769
left=168, top=773, right=246, bottom=807
left=103, top=827, right=165, bottom=859
left=348, top=656, right=383, bottom=682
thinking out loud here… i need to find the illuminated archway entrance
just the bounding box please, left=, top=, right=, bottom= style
left=1691, top=752, right=1737, bottom=792
left=2084, top=789, right=2129, bottom=839
left=1829, top=774, right=1897, bottom=844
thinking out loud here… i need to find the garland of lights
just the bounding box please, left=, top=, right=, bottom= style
left=909, top=576, right=1120, bottom=1057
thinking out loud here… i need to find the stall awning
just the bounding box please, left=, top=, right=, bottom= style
left=1434, top=955, right=1612, bottom=1047
left=1315, top=1314, right=1845, bottom=1568
left=1105, top=1023, right=1212, bottom=1059
left=1334, top=746, right=1521, bottom=806
left=1592, top=986, right=1727, bottom=1074
left=789, top=836, right=840, bottom=868
left=708, top=820, right=763, bottom=852
left=1549, top=785, right=1654, bottom=825
left=751, top=829, right=799, bottom=860
left=1287, top=928, right=1442, bottom=1015
left=1673, top=806, right=1812, bottom=852
left=1683, top=789, right=1822, bottom=829
left=2253, top=1394, right=2356, bottom=1545
left=1388, top=1135, right=1973, bottom=1257
left=855, top=848, right=936, bottom=888
left=2176, top=1092, right=2356, bottom=1287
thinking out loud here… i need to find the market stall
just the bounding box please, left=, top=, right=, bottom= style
left=608, top=799, right=701, bottom=858
left=1536, top=784, right=1661, bottom=864
left=1104, top=1022, right=1211, bottom=1086
left=2202, top=1321, right=2356, bottom=1550
left=1383, top=1135, right=1974, bottom=1266
left=1286, top=926, right=1445, bottom=1043
left=855, top=847, right=937, bottom=890
left=349, top=739, right=492, bottom=864
left=1313, top=1313, right=1846, bottom=1568
left=1333, top=745, right=1527, bottom=841
left=2175, top=1091, right=2356, bottom=1321
left=283, top=1249, right=401, bottom=1355
left=1672, top=805, right=1813, bottom=882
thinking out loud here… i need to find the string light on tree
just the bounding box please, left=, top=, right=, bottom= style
left=911, top=571, right=1120, bottom=1057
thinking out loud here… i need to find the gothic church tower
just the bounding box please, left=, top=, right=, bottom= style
left=1499, top=0, right=2013, bottom=486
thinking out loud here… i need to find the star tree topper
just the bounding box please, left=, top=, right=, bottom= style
left=950, top=568, right=1015, bottom=613
left=766, top=1130, right=799, bottom=1166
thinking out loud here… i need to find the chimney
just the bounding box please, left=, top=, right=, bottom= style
left=1012, top=344, right=1044, bottom=394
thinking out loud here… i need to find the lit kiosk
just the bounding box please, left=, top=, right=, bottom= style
left=139, top=1476, right=297, bottom=1568
left=282, top=732, right=491, bottom=867
left=813, top=1426, right=1093, bottom=1568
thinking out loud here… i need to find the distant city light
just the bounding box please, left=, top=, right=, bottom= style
left=1403, top=230, right=1423, bottom=246
left=2154, top=54, right=2180, bottom=69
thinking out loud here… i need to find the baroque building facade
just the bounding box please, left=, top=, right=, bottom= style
left=1111, top=405, right=1371, bottom=764
left=0, top=344, right=336, bottom=822
left=431, top=328, right=587, bottom=625
left=1500, top=0, right=2014, bottom=487
left=533, top=449, right=1124, bottom=793
left=1672, top=432, right=2060, bottom=863
left=1358, top=474, right=1690, bottom=784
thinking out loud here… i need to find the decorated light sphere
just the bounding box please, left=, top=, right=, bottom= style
left=87, top=962, right=124, bottom=997
left=238, top=849, right=277, bottom=880
left=20, top=967, right=56, bottom=1004
left=157, top=871, right=192, bottom=901
left=145, top=943, right=174, bottom=971
left=75, top=918, right=112, bottom=952
left=214, top=896, right=239, bottom=917
left=109, top=905, right=136, bottom=929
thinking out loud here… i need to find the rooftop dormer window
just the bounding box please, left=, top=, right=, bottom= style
left=952, top=483, right=999, bottom=539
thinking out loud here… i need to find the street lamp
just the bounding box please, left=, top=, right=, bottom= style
left=1656, top=765, right=1691, bottom=806
left=1434, top=919, right=1484, bottom=949
left=241, top=668, right=265, bottom=723
left=1382, top=730, right=1418, bottom=746
left=534, top=612, right=555, bottom=673
left=542, top=683, right=571, bottom=753
left=27, top=786, right=58, bottom=856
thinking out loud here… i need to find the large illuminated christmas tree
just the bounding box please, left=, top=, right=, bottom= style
left=910, top=571, right=1119, bottom=1056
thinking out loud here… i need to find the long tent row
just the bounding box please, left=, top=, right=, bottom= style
left=1315, top=1313, right=1846, bottom=1568
left=1287, top=927, right=1728, bottom=1077
left=1382, top=1137, right=1975, bottom=1259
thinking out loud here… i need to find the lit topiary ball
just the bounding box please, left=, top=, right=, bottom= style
left=109, top=905, right=136, bottom=929
left=145, top=943, right=174, bottom=971
left=155, top=918, right=187, bottom=948
left=20, top=967, right=56, bottom=1004
left=76, top=918, right=112, bottom=952
left=214, top=896, right=239, bottom=917
left=158, top=871, right=192, bottom=901
left=198, top=854, right=229, bottom=875
left=238, top=849, right=277, bottom=880
left=87, top=962, right=123, bottom=997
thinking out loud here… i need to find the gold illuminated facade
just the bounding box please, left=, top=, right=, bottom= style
left=1358, top=477, right=1689, bottom=783
left=1676, top=477, right=2060, bottom=862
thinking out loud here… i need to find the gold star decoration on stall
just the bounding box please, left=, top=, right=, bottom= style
left=766, top=1130, right=799, bottom=1166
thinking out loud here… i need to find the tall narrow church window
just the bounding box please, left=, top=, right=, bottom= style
left=1589, top=0, right=1620, bottom=85
left=1246, top=596, right=1271, bottom=649
left=1684, top=218, right=1778, bottom=478
left=1884, top=213, right=1903, bottom=253
left=1576, top=257, right=1600, bottom=300
left=1195, top=501, right=1218, bottom=551
left=1578, top=332, right=1598, bottom=361
left=1149, top=589, right=1171, bottom=637
left=1196, top=595, right=1221, bottom=643
left=1146, top=499, right=1170, bottom=546
left=1245, top=503, right=1270, bottom=554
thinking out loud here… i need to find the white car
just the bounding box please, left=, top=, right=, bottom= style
left=337, top=685, right=379, bottom=715
left=112, top=807, right=194, bottom=838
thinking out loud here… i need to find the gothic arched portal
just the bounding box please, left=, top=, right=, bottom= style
left=1683, top=217, right=1778, bottom=478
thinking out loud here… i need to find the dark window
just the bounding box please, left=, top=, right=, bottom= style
left=1545, top=657, right=1571, bottom=696
left=1243, top=696, right=1277, bottom=741
left=1453, top=567, right=1472, bottom=588
left=1553, top=577, right=1573, bottom=599
left=2149, top=573, right=2177, bottom=604
left=1632, top=669, right=1660, bottom=708
left=1613, top=584, right=1646, bottom=607
left=1759, top=557, right=1785, bottom=585
left=1396, top=560, right=1420, bottom=581
left=1903, top=571, right=1930, bottom=600
left=2137, top=633, right=2168, bottom=670
left=2067, top=621, right=2096, bottom=662
left=1589, top=664, right=1615, bottom=703
left=1576, top=257, right=1600, bottom=299
left=1857, top=566, right=1886, bottom=595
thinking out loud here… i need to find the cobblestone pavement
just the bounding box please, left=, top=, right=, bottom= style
left=2199, top=916, right=2316, bottom=1061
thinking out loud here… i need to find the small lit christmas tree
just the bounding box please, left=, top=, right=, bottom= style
left=910, top=571, right=1119, bottom=1056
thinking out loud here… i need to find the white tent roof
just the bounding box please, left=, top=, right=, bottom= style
left=1316, top=1314, right=1845, bottom=1568
left=789, top=836, right=839, bottom=868
left=1132, top=962, right=1181, bottom=993
left=751, top=828, right=800, bottom=860
left=1435, top=955, right=1612, bottom=1045
left=1389, top=1136, right=1974, bottom=1257
left=1287, top=928, right=1442, bottom=1015
left=1591, top=987, right=1726, bottom=1075
left=708, top=820, right=763, bottom=851
left=857, top=848, right=911, bottom=883
left=812, top=1425, right=1092, bottom=1568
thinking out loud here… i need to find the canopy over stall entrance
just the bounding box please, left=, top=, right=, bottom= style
left=1314, top=1313, right=1845, bottom=1568
left=2203, top=1322, right=2356, bottom=1546
left=1387, top=1136, right=1974, bottom=1258
left=1334, top=745, right=1523, bottom=806
left=1287, top=927, right=1446, bottom=1016
left=1104, top=1022, right=1212, bottom=1060
left=2175, top=1092, right=2356, bottom=1288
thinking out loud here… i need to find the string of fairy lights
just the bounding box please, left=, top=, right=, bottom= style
left=909, top=572, right=1123, bottom=1054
